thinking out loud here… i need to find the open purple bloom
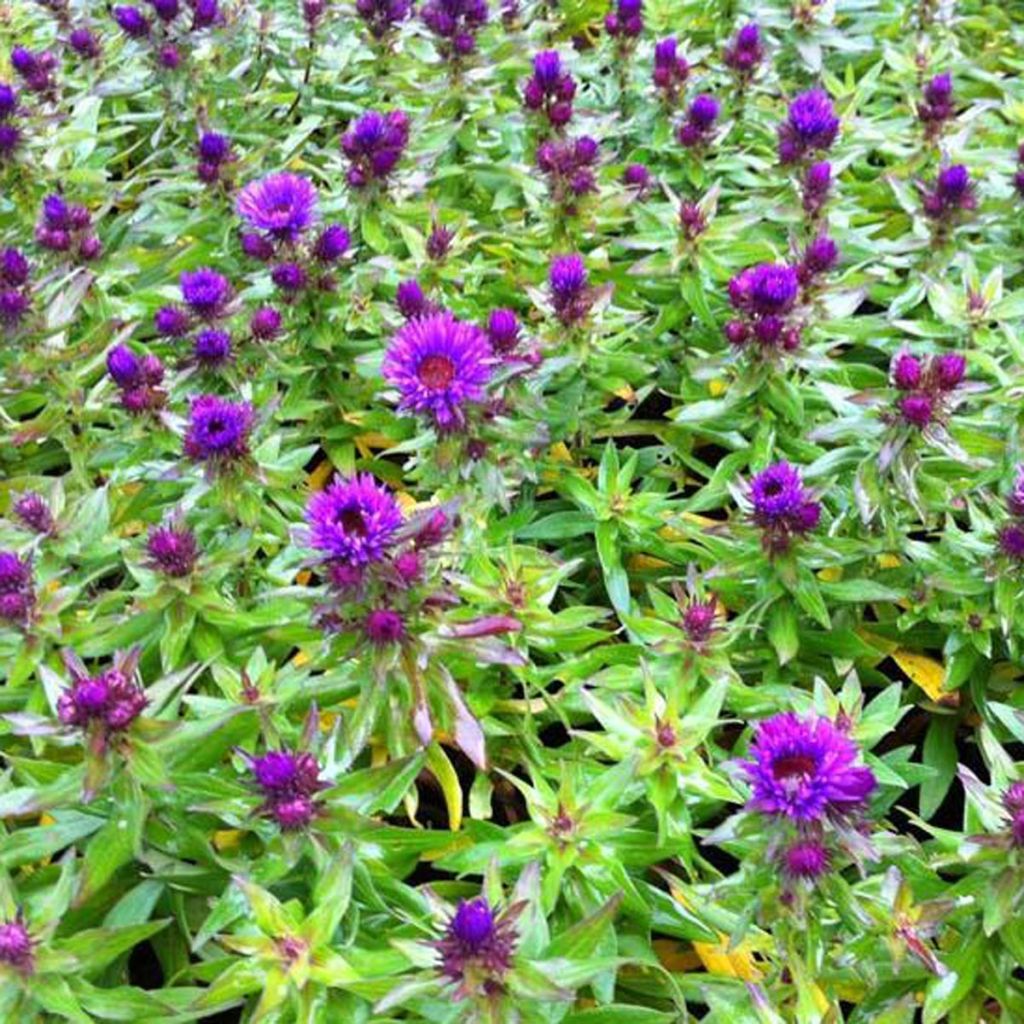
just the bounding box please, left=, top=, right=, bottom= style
left=183, top=394, right=253, bottom=464
left=741, top=712, right=876, bottom=821
left=747, top=461, right=820, bottom=549
left=383, top=311, right=493, bottom=431
left=180, top=268, right=231, bottom=317
left=236, top=173, right=319, bottom=241
left=778, top=89, right=839, bottom=163
left=305, top=474, right=403, bottom=565
left=729, top=263, right=799, bottom=317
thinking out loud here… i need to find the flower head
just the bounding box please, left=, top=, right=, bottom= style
left=724, top=22, right=763, bottom=76
left=146, top=524, right=198, bottom=577
left=193, top=328, right=232, bottom=368
left=383, top=311, right=492, bottom=431
left=653, top=36, right=689, bottom=100
left=747, top=461, right=820, bottom=549
left=778, top=89, right=839, bottom=163
left=781, top=839, right=831, bottom=880
left=364, top=607, right=406, bottom=645
left=741, top=712, right=876, bottom=821
left=183, top=395, right=253, bottom=464
left=113, top=6, right=150, bottom=37
left=236, top=173, right=319, bottom=241
left=57, top=666, right=147, bottom=732
left=248, top=748, right=325, bottom=830
left=69, top=28, right=102, bottom=59
left=305, top=474, right=403, bottom=565
left=13, top=493, right=53, bottom=536
left=180, top=268, right=231, bottom=317
left=729, top=263, right=799, bottom=317
left=548, top=253, right=592, bottom=325
left=436, top=898, right=518, bottom=993
left=0, top=917, right=33, bottom=973
left=486, top=308, right=520, bottom=354
left=682, top=598, right=717, bottom=644
left=341, top=110, right=410, bottom=189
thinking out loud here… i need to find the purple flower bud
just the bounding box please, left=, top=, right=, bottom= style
left=154, top=305, right=191, bottom=338
left=999, top=523, right=1024, bottom=561
left=781, top=839, right=830, bottom=880
left=13, top=493, right=53, bottom=535
left=151, top=0, right=180, bottom=21
left=891, top=352, right=922, bottom=390
left=249, top=306, right=283, bottom=340
left=180, top=267, right=230, bottom=317
left=106, top=344, right=141, bottom=387
left=900, top=393, right=933, bottom=427
left=193, top=328, right=232, bottom=367
left=69, top=28, right=101, bottom=59
left=688, top=94, right=720, bottom=129
left=270, top=795, right=316, bottom=830
left=113, top=6, right=150, bottom=37
left=146, top=524, right=198, bottom=577
left=198, top=131, right=230, bottom=164
left=0, top=247, right=29, bottom=286
left=450, top=899, right=494, bottom=946
left=0, top=83, right=18, bottom=118
left=486, top=308, right=520, bottom=353
left=932, top=352, right=965, bottom=390
left=682, top=599, right=716, bottom=643
left=364, top=607, right=406, bottom=645
left=0, top=918, right=33, bottom=973
left=426, top=223, right=455, bottom=262
left=78, top=235, right=102, bottom=261
left=271, top=262, right=308, bottom=293
left=313, top=224, right=350, bottom=263
left=396, top=279, right=428, bottom=320
left=241, top=232, right=275, bottom=261
left=623, top=162, right=650, bottom=190
left=158, top=44, right=181, bottom=68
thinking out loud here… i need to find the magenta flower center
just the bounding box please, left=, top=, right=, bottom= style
left=418, top=354, right=456, bottom=390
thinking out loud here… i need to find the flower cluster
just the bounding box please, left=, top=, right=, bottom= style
left=652, top=37, right=689, bottom=105
left=57, top=662, right=148, bottom=733
left=341, top=110, right=410, bottom=190
left=523, top=51, right=576, bottom=129
left=0, top=83, right=22, bottom=162
left=604, top=0, right=643, bottom=41
left=0, top=247, right=32, bottom=329
left=536, top=135, right=599, bottom=208
left=724, top=262, right=802, bottom=354
left=747, top=461, right=821, bottom=552
left=145, top=521, right=198, bottom=578
left=302, top=474, right=454, bottom=645
left=196, top=130, right=234, bottom=185
left=919, top=164, right=975, bottom=227
left=246, top=749, right=326, bottom=830
left=10, top=47, right=57, bottom=98
left=435, top=898, right=519, bottom=999
left=549, top=253, right=593, bottom=326
left=676, top=94, right=720, bottom=149
left=723, top=23, right=764, bottom=80
left=356, top=0, right=412, bottom=39
left=112, top=0, right=221, bottom=70
left=801, top=160, right=832, bottom=219
left=383, top=312, right=493, bottom=432
left=183, top=394, right=254, bottom=467
left=889, top=349, right=966, bottom=429
left=778, top=88, right=839, bottom=164
left=420, top=0, right=488, bottom=61
left=0, top=551, right=35, bottom=626
left=741, top=712, right=876, bottom=883
left=106, top=344, right=167, bottom=414
left=69, top=27, right=102, bottom=59
left=35, top=194, right=102, bottom=262
left=917, top=73, right=953, bottom=139
left=996, top=466, right=1024, bottom=564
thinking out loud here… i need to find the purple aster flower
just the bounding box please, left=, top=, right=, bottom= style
left=653, top=36, right=689, bottom=101
left=605, top=0, right=643, bottom=38
left=729, top=263, right=799, bottom=317
left=382, top=312, right=493, bottom=431
left=747, top=461, right=820, bottom=549
left=42, top=194, right=69, bottom=229
left=364, top=607, right=406, bottom=645
left=269, top=795, right=317, bottom=829
left=249, top=750, right=323, bottom=797
left=180, top=268, right=231, bottom=317
left=0, top=917, right=33, bottom=974
left=998, top=523, right=1024, bottom=562
left=313, top=224, right=350, bottom=263
left=523, top=50, right=576, bottom=126
left=623, top=162, right=650, bottom=191
left=678, top=201, right=707, bottom=241
left=800, top=235, right=838, bottom=279
left=436, top=898, right=518, bottom=996
left=891, top=351, right=922, bottom=390
left=932, top=352, right=965, bottom=390
left=486, top=308, right=520, bottom=354
left=421, top=0, right=488, bottom=58
left=151, top=0, right=180, bottom=20
left=682, top=598, right=717, bottom=644
left=0, top=551, right=32, bottom=595
left=741, top=712, right=876, bottom=821
left=249, top=306, right=282, bottom=340
left=1004, top=781, right=1024, bottom=845
left=158, top=45, right=180, bottom=68
left=183, top=394, right=253, bottom=464
left=192, top=0, right=220, bottom=28
left=69, top=28, right=101, bottom=59
left=677, top=95, right=719, bottom=148
left=198, top=131, right=230, bottom=165
left=918, top=73, right=954, bottom=135
left=304, top=474, right=403, bottom=565
left=921, top=164, right=976, bottom=223
left=13, top=493, right=54, bottom=536
left=145, top=523, right=198, bottom=577
left=341, top=110, right=410, bottom=189
left=548, top=252, right=590, bottom=325
left=781, top=839, right=830, bottom=880
left=0, top=248, right=29, bottom=288
left=193, top=328, right=232, bottom=367
left=356, top=0, right=413, bottom=38
left=154, top=305, right=191, bottom=338
left=236, top=172, right=319, bottom=241
left=778, top=88, right=839, bottom=164
left=113, top=5, right=150, bottom=37
left=271, top=262, right=307, bottom=293
left=57, top=665, right=147, bottom=732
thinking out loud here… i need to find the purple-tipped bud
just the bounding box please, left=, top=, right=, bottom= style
left=682, top=599, right=717, bottom=643
left=158, top=44, right=181, bottom=68
left=0, top=248, right=29, bottom=287
left=998, top=523, right=1024, bottom=561
left=623, top=162, right=650, bottom=190
left=900, top=393, right=933, bottom=427
left=364, top=607, right=405, bottom=645
left=271, top=262, right=308, bottom=293
left=781, top=840, right=830, bottom=880
left=486, top=308, right=520, bottom=353
left=106, top=344, right=141, bottom=387
left=313, top=224, right=350, bottom=263
left=249, top=306, right=283, bottom=340
left=0, top=919, right=33, bottom=973
left=69, top=28, right=101, bottom=58
left=154, top=305, right=191, bottom=338
left=113, top=6, right=150, bottom=37
left=427, top=223, right=455, bottom=262
left=932, top=352, right=965, bottom=390
left=241, top=232, right=275, bottom=261
left=13, top=493, right=53, bottom=535
left=891, top=352, right=922, bottom=390
left=146, top=524, right=198, bottom=577
left=396, top=279, right=428, bottom=320
left=193, top=328, right=232, bottom=367
left=198, top=131, right=230, bottom=164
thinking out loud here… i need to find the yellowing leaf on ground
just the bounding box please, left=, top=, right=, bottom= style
left=307, top=460, right=333, bottom=491
left=877, top=553, right=901, bottom=569
left=818, top=566, right=843, bottom=583
left=628, top=554, right=670, bottom=571
left=708, top=379, right=727, bottom=397
left=668, top=882, right=762, bottom=981
left=214, top=829, right=243, bottom=851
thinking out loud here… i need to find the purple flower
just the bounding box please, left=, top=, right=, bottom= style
left=236, top=173, right=319, bottom=241
left=69, top=28, right=101, bottom=59
left=427, top=222, right=455, bottom=262
left=0, top=551, right=32, bottom=595
left=154, top=305, right=191, bottom=338
left=192, top=0, right=220, bottom=28
left=241, top=232, right=275, bottom=261
left=921, top=165, right=976, bottom=223
left=677, top=95, right=719, bottom=148
left=605, top=0, right=643, bottom=37
left=198, top=131, right=230, bottom=164
left=652, top=37, right=688, bottom=100
left=802, top=160, right=832, bottom=217
left=341, top=110, right=409, bottom=188
left=781, top=839, right=830, bottom=880
left=269, top=796, right=317, bottom=830
left=383, top=312, right=493, bottom=431
left=193, top=328, right=232, bottom=367
left=682, top=599, right=717, bottom=644
left=13, top=493, right=54, bottom=536
left=0, top=122, right=21, bottom=161
left=183, top=394, right=253, bottom=464
left=146, top=524, right=198, bottom=577
left=741, top=712, right=876, bottom=822
left=523, top=50, right=576, bottom=126
left=724, top=22, right=763, bottom=76
left=436, top=899, right=518, bottom=993
left=180, top=268, right=230, bottom=317
left=113, top=6, right=150, bottom=37
left=396, top=279, right=431, bottom=320
left=250, top=750, right=323, bottom=797
left=998, top=523, right=1024, bottom=561
left=356, top=0, right=412, bottom=38
left=421, top=0, right=489, bottom=58
left=305, top=474, right=403, bottom=564
left=799, top=235, right=839, bottom=285
left=0, top=917, right=33, bottom=973
left=1004, top=782, right=1024, bottom=845
left=364, top=607, right=406, bottom=645
left=271, top=262, right=307, bottom=293
left=900, top=393, right=933, bottom=427
left=748, top=461, right=820, bottom=548
left=313, top=224, right=350, bottom=263
left=57, top=665, right=148, bottom=732
left=0, top=249, right=27, bottom=287
left=486, top=308, right=520, bottom=354
left=729, top=263, right=799, bottom=317
left=778, top=89, right=839, bottom=163
left=107, top=344, right=141, bottom=387
left=250, top=306, right=283, bottom=340
left=919, top=73, right=954, bottom=133
left=623, top=162, right=650, bottom=191
left=933, top=352, right=965, bottom=390
left=158, top=45, right=180, bottom=68
left=891, top=351, right=922, bottom=390
left=0, top=288, right=29, bottom=325
left=679, top=202, right=707, bottom=241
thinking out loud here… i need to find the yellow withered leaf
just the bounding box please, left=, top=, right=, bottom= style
left=548, top=442, right=573, bottom=463
left=892, top=650, right=945, bottom=701
left=628, top=554, right=670, bottom=571
left=307, top=460, right=333, bottom=491
left=708, top=379, right=727, bottom=397
left=614, top=385, right=636, bottom=403
left=291, top=649, right=310, bottom=667
left=670, top=884, right=762, bottom=981
left=818, top=566, right=843, bottom=583
left=877, top=553, right=901, bottom=569
left=213, top=830, right=243, bottom=851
